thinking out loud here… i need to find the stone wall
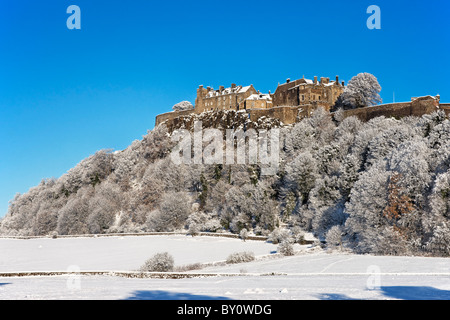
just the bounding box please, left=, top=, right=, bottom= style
left=155, top=109, right=195, bottom=127
left=440, top=103, right=450, bottom=116
left=247, top=104, right=326, bottom=125
left=339, top=96, right=440, bottom=122
left=248, top=106, right=300, bottom=125
left=155, top=96, right=444, bottom=133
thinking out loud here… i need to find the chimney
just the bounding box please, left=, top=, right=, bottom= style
left=336, top=75, right=339, bottom=83
left=199, top=85, right=204, bottom=89
left=341, top=81, right=345, bottom=86
left=219, top=85, right=224, bottom=92
left=231, top=83, right=236, bottom=89
left=286, top=78, right=291, bottom=83
left=314, top=76, right=318, bottom=84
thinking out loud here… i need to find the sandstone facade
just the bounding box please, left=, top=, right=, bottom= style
left=238, top=93, right=273, bottom=110
left=194, top=84, right=258, bottom=114
left=272, top=76, right=345, bottom=111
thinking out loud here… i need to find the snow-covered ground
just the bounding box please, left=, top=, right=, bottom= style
left=0, top=235, right=279, bottom=272
left=0, top=235, right=449, bottom=300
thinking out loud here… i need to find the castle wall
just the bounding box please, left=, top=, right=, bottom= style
left=248, top=106, right=301, bottom=125
left=440, top=103, right=450, bottom=116
left=155, top=109, right=195, bottom=127
left=240, top=98, right=273, bottom=110
left=339, top=97, right=440, bottom=122
left=156, top=94, right=443, bottom=133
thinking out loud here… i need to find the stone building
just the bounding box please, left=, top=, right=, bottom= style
left=194, top=84, right=260, bottom=113
left=272, top=76, right=345, bottom=111
left=238, top=92, right=273, bottom=110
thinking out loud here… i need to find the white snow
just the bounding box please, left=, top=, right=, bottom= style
left=246, top=94, right=272, bottom=101
left=0, top=235, right=449, bottom=300
left=238, top=85, right=251, bottom=93
left=0, top=235, right=277, bottom=272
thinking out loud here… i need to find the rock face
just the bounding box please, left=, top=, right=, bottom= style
left=157, top=109, right=285, bottom=133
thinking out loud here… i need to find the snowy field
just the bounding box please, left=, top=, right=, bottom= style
left=0, top=235, right=278, bottom=272
left=0, top=235, right=449, bottom=300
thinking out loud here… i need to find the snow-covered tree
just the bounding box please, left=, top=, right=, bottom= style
left=146, top=191, right=192, bottom=232
left=325, top=225, right=344, bottom=249
left=57, top=187, right=93, bottom=235
left=309, top=176, right=345, bottom=236
left=284, top=151, right=318, bottom=204
left=344, top=162, right=391, bottom=253
left=86, top=181, right=125, bottom=234
left=172, top=101, right=194, bottom=111
left=425, top=171, right=450, bottom=256
left=222, top=182, right=278, bottom=233
left=268, top=228, right=292, bottom=244
left=334, top=73, right=382, bottom=110
left=278, top=240, right=295, bottom=256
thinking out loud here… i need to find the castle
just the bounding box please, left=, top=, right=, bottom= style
left=194, top=75, right=344, bottom=114
left=155, top=76, right=449, bottom=130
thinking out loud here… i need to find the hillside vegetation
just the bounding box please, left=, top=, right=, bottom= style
left=1, top=109, right=449, bottom=256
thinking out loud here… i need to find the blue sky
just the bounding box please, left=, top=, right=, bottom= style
left=0, top=0, right=449, bottom=217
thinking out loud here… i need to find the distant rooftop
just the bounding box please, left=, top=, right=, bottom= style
left=205, top=85, right=252, bottom=98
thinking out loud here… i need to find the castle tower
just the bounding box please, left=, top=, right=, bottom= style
left=195, top=85, right=209, bottom=114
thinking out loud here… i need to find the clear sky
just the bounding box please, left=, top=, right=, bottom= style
left=0, top=0, right=449, bottom=217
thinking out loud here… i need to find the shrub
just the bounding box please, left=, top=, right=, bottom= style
left=188, top=222, right=200, bottom=237
left=291, top=226, right=305, bottom=244
left=226, top=251, right=255, bottom=264
left=278, top=240, right=295, bottom=256
left=239, top=228, right=249, bottom=241
left=140, top=252, right=174, bottom=272
left=325, top=225, right=344, bottom=249
left=174, top=263, right=203, bottom=272
left=268, top=228, right=292, bottom=244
